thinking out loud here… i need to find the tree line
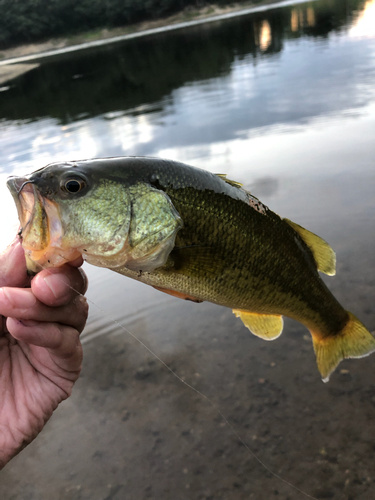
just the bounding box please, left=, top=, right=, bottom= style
left=0, top=0, right=255, bottom=49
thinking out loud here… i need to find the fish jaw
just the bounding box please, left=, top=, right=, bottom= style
left=7, top=176, right=81, bottom=273
left=7, top=177, right=33, bottom=231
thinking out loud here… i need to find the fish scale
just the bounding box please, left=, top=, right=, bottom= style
left=6, top=156, right=375, bottom=381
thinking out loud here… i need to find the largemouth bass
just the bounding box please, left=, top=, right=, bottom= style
left=7, top=157, right=375, bottom=381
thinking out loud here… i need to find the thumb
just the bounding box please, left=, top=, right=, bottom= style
left=0, top=238, right=30, bottom=288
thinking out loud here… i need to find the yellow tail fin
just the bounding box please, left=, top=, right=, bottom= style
left=312, top=312, right=375, bottom=382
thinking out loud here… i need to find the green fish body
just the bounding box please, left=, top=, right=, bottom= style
left=7, top=157, right=375, bottom=381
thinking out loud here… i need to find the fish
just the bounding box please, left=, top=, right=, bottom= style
left=6, top=156, right=375, bottom=382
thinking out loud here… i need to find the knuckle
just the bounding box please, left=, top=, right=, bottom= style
left=71, top=296, right=89, bottom=333
left=75, top=295, right=89, bottom=316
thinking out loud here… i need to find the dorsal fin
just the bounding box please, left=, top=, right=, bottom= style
left=216, top=173, right=243, bottom=189
left=284, top=219, right=336, bottom=276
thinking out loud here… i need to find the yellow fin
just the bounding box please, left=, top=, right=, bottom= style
left=216, top=173, right=243, bottom=189
left=233, top=310, right=283, bottom=341
left=284, top=218, right=336, bottom=276
left=312, top=312, right=375, bottom=382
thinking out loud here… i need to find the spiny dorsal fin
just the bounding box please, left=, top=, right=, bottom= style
left=233, top=310, right=284, bottom=341
left=284, top=219, right=336, bottom=276
left=216, top=173, right=243, bottom=189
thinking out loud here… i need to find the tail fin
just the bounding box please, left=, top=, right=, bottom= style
left=312, top=312, right=375, bottom=382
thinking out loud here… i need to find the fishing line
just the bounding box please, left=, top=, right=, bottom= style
left=38, top=263, right=318, bottom=500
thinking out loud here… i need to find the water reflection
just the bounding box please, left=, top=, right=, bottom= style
left=0, top=0, right=370, bottom=123
left=350, top=0, right=375, bottom=37
left=255, top=19, right=272, bottom=50
left=1, top=0, right=374, bottom=248
left=290, top=6, right=316, bottom=31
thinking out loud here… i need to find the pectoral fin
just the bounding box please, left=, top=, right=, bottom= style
left=233, top=310, right=283, bottom=341
left=284, top=218, right=336, bottom=276
left=152, top=286, right=203, bottom=303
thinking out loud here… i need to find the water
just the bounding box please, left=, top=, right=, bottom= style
left=0, top=1, right=375, bottom=499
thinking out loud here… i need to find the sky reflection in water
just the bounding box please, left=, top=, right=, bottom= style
left=0, top=0, right=374, bottom=251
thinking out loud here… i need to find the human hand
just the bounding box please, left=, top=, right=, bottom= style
left=0, top=238, right=88, bottom=469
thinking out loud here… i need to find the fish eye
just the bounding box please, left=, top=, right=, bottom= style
left=62, top=178, right=86, bottom=194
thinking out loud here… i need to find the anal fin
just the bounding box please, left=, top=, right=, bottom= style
left=153, top=286, right=203, bottom=303
left=233, top=310, right=283, bottom=341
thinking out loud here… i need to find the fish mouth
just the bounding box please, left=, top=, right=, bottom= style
left=7, top=176, right=49, bottom=250
left=7, top=175, right=74, bottom=273
left=7, top=177, right=35, bottom=231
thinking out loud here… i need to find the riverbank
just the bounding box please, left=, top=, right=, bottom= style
left=0, top=0, right=310, bottom=71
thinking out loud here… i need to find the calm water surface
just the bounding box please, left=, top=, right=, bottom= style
left=1, top=1, right=375, bottom=499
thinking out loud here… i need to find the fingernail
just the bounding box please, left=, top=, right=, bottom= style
left=43, top=273, right=70, bottom=299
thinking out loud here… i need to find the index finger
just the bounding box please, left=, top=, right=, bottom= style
left=31, top=264, right=88, bottom=307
